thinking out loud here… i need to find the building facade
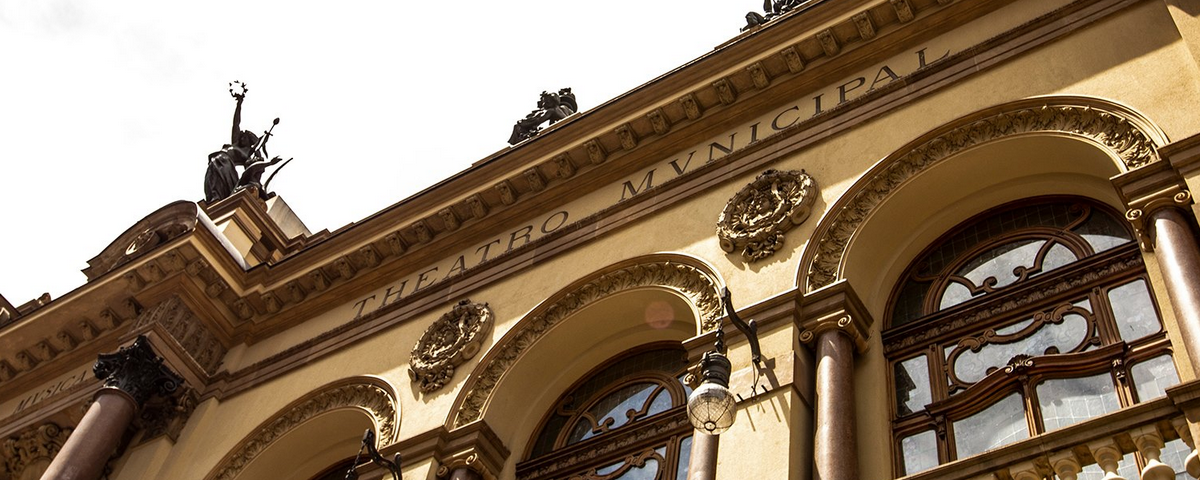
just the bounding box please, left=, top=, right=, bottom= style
left=4, top=1, right=1200, bottom=479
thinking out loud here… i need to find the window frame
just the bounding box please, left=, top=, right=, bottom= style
left=517, top=343, right=694, bottom=480
left=881, top=198, right=1172, bottom=477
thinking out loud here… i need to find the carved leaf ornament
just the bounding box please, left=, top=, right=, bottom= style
left=206, top=378, right=398, bottom=480
left=717, top=169, right=818, bottom=262
left=454, top=259, right=722, bottom=427
left=2, top=422, right=72, bottom=478
left=410, top=299, right=493, bottom=393
left=805, top=102, right=1162, bottom=292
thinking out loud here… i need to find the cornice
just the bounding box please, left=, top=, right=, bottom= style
left=3, top=0, right=1154, bottom=411
left=204, top=0, right=1152, bottom=401
left=185, top=0, right=990, bottom=333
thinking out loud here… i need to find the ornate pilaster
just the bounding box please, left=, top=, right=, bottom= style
left=40, top=336, right=183, bottom=480
left=798, top=280, right=873, bottom=480
left=2, top=422, right=73, bottom=479
left=434, top=422, right=509, bottom=480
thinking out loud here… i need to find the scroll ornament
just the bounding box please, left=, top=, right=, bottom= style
left=717, top=169, right=818, bottom=262
left=410, top=299, right=493, bottom=393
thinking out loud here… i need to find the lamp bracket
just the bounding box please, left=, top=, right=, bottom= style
left=345, top=429, right=402, bottom=480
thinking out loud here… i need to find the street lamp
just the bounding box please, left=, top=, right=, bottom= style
left=686, top=287, right=762, bottom=435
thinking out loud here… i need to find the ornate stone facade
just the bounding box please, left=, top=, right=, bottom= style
left=132, top=296, right=226, bottom=375
left=717, top=169, right=818, bottom=262
left=410, top=299, right=494, bottom=393
left=93, top=335, right=183, bottom=407
left=2, top=422, right=72, bottom=479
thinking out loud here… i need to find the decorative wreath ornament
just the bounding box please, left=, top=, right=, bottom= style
left=409, top=299, right=493, bottom=393
left=716, top=169, right=818, bottom=262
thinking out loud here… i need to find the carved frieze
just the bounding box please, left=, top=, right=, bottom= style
left=806, top=101, right=1161, bottom=292
left=410, top=299, right=493, bottom=393
left=133, top=296, right=227, bottom=374
left=2, top=422, right=73, bottom=478
left=717, top=169, right=818, bottom=262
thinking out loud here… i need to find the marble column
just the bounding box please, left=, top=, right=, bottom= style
left=813, top=329, right=857, bottom=480
left=40, top=336, right=182, bottom=480
left=1141, top=202, right=1200, bottom=371
left=798, top=281, right=872, bottom=480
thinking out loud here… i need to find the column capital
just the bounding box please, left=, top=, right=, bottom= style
left=434, top=421, right=509, bottom=480
left=93, top=335, right=183, bottom=408
left=797, top=280, right=874, bottom=353
left=1111, top=161, right=1193, bottom=251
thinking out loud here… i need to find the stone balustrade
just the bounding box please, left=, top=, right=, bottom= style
left=902, top=393, right=1200, bottom=480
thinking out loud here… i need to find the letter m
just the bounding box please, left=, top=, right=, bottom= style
left=621, top=169, right=656, bottom=201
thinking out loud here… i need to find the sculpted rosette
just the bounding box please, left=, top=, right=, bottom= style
left=410, top=299, right=493, bottom=393
left=717, top=169, right=818, bottom=262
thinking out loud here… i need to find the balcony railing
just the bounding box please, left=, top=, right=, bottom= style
left=902, top=380, right=1200, bottom=480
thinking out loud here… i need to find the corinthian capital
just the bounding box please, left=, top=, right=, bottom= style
left=93, top=335, right=183, bottom=407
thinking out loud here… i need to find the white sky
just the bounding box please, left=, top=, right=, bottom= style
left=0, top=1, right=757, bottom=306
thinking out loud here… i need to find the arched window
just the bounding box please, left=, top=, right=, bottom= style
left=518, top=345, right=694, bottom=480
left=884, top=198, right=1180, bottom=476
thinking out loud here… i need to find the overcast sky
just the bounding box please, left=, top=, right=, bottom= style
left=0, top=1, right=758, bottom=306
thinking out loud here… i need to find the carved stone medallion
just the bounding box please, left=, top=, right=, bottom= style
left=716, top=169, right=818, bottom=262
left=410, top=299, right=493, bottom=393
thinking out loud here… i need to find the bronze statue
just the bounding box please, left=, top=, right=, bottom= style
left=204, top=82, right=292, bottom=203
left=744, top=0, right=804, bottom=30
left=507, top=88, right=577, bottom=145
